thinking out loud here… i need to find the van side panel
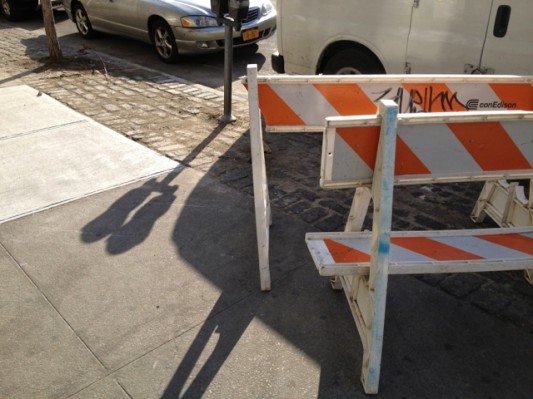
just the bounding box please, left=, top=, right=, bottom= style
left=405, top=1, right=492, bottom=73
left=481, top=0, right=533, bottom=75
left=279, top=0, right=413, bottom=74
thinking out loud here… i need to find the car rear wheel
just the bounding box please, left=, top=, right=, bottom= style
left=150, top=19, right=179, bottom=64
left=73, top=3, right=96, bottom=39
left=323, top=48, right=384, bottom=75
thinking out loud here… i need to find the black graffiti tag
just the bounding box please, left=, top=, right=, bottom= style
left=373, top=86, right=467, bottom=113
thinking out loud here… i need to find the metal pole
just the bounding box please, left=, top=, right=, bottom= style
left=220, top=17, right=237, bottom=123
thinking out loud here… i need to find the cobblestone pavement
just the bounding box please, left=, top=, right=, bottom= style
left=1, top=24, right=531, bottom=333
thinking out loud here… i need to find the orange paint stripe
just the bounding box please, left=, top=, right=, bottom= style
left=257, top=84, right=305, bottom=126
left=337, top=126, right=380, bottom=169
left=476, top=234, right=533, bottom=255
left=391, top=237, right=483, bottom=261
left=337, top=127, right=431, bottom=175
left=395, top=137, right=431, bottom=175
left=313, top=83, right=377, bottom=115
left=324, top=239, right=370, bottom=263
left=448, top=122, right=531, bottom=171
left=489, top=83, right=533, bottom=111
left=402, top=83, right=466, bottom=112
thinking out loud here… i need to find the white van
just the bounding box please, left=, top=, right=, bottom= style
left=271, top=0, right=533, bottom=75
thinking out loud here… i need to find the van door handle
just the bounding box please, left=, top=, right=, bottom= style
left=493, top=5, right=511, bottom=38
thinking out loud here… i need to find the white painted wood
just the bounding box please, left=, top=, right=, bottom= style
left=345, top=188, right=372, bottom=233
left=327, top=111, right=533, bottom=127
left=242, top=74, right=533, bottom=85
left=247, top=65, right=271, bottom=291
left=359, top=100, right=398, bottom=394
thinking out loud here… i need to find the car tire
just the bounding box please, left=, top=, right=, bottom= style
left=150, top=19, right=179, bottom=64
left=73, top=3, right=96, bottom=39
left=323, top=48, right=384, bottom=75
left=0, top=0, right=37, bottom=21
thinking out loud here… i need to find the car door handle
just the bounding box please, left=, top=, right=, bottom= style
left=493, top=5, right=511, bottom=38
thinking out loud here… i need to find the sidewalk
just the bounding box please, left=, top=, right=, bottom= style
left=1, top=23, right=532, bottom=398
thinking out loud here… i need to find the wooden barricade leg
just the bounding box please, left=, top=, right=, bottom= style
left=247, top=65, right=271, bottom=291
left=472, top=179, right=533, bottom=284
left=340, top=100, right=398, bottom=394
left=471, top=181, right=498, bottom=223
left=331, top=188, right=372, bottom=291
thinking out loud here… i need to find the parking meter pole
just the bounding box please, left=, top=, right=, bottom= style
left=220, top=17, right=237, bottom=123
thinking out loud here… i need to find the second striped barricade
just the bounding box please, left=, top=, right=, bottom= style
left=305, top=100, right=533, bottom=394
left=244, top=65, right=533, bottom=291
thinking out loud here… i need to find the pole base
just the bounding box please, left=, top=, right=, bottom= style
left=219, top=114, right=237, bottom=123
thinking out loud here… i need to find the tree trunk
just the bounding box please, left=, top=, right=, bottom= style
left=41, top=0, right=62, bottom=61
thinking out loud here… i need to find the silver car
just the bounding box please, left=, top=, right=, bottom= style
left=62, top=0, right=276, bottom=63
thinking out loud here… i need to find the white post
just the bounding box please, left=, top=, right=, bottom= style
left=361, top=99, right=398, bottom=394
left=247, top=64, right=271, bottom=291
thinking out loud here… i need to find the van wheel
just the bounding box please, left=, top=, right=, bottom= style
left=150, top=19, right=179, bottom=64
left=323, top=48, right=384, bottom=75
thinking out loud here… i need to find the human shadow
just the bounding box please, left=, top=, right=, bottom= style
left=161, top=168, right=362, bottom=398
left=80, top=175, right=179, bottom=255
left=81, top=123, right=228, bottom=255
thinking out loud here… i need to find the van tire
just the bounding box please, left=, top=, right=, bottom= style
left=323, top=48, right=384, bottom=75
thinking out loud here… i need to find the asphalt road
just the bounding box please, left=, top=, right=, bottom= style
left=1, top=3, right=277, bottom=94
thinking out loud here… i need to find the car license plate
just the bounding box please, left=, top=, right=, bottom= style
left=242, top=28, right=260, bottom=42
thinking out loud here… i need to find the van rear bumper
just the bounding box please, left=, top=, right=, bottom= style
left=271, top=51, right=285, bottom=74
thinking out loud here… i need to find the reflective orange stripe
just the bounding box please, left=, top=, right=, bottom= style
left=257, top=84, right=305, bottom=126
left=489, top=83, right=533, bottom=111
left=337, top=126, right=380, bottom=169
left=337, top=127, right=430, bottom=175
left=395, top=137, right=431, bottom=175
left=314, top=83, right=377, bottom=115
left=448, top=122, right=531, bottom=171
left=324, top=239, right=370, bottom=263
left=391, top=237, right=483, bottom=261
left=476, top=234, right=533, bottom=255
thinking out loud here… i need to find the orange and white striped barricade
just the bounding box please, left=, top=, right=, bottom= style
left=244, top=64, right=532, bottom=291
left=305, top=100, right=533, bottom=394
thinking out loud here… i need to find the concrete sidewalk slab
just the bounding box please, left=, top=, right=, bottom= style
left=0, top=246, right=105, bottom=398
left=0, top=167, right=310, bottom=377
left=111, top=268, right=533, bottom=398
left=69, top=377, right=130, bottom=399
left=0, top=85, right=85, bottom=139
left=0, top=85, right=178, bottom=223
